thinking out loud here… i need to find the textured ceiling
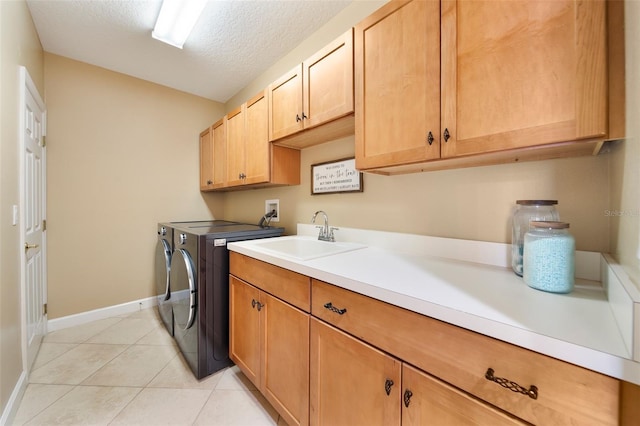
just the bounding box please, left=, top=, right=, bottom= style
left=27, top=0, right=352, bottom=103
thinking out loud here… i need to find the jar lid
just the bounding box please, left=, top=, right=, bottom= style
left=530, top=221, right=569, bottom=229
left=516, top=200, right=558, bottom=206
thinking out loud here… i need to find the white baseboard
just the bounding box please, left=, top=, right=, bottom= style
left=0, top=371, right=27, bottom=426
left=47, top=296, right=158, bottom=333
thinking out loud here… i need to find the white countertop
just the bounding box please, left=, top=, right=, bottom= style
left=228, top=225, right=640, bottom=385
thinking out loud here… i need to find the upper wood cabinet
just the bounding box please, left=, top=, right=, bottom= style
left=244, top=91, right=272, bottom=185
left=226, top=104, right=246, bottom=187
left=355, top=0, right=622, bottom=174
left=441, top=0, right=607, bottom=157
left=269, top=64, right=304, bottom=141
left=199, top=126, right=214, bottom=191
left=211, top=118, right=226, bottom=189
left=201, top=90, right=300, bottom=192
left=269, top=29, right=355, bottom=148
left=354, top=0, right=440, bottom=171
left=200, top=118, right=227, bottom=190
left=226, top=91, right=272, bottom=187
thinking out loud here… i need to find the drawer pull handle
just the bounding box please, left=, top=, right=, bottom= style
left=323, top=302, right=347, bottom=315
left=485, top=368, right=538, bottom=400
left=403, top=389, right=413, bottom=407
left=384, top=379, right=394, bottom=396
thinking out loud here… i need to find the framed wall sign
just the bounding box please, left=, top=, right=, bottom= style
left=311, top=157, right=363, bottom=195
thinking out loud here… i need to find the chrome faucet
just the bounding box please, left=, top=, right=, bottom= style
left=311, top=210, right=337, bottom=242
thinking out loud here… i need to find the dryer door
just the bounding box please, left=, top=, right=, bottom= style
left=155, top=238, right=173, bottom=334
left=170, top=248, right=197, bottom=331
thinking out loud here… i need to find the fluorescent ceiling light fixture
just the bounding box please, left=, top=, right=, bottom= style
left=152, top=0, right=207, bottom=49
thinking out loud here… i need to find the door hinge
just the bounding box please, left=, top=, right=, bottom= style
left=43, top=219, right=47, bottom=231
left=43, top=303, right=48, bottom=315
left=42, top=136, right=46, bottom=147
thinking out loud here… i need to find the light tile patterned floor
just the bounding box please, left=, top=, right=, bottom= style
left=13, top=308, right=286, bottom=426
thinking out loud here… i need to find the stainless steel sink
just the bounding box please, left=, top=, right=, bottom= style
left=253, top=236, right=366, bottom=261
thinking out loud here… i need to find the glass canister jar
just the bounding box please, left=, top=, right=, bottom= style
left=511, top=200, right=559, bottom=276
left=523, top=221, right=575, bottom=293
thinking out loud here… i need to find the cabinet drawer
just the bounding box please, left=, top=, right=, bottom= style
left=230, top=252, right=310, bottom=311
left=311, top=279, right=619, bottom=425
left=402, top=364, right=525, bottom=426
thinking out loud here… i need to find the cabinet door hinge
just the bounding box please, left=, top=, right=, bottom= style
left=43, top=220, right=47, bottom=231
left=43, top=303, right=48, bottom=315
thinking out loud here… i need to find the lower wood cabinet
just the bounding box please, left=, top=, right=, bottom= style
left=228, top=276, right=260, bottom=384
left=310, top=318, right=401, bottom=426
left=229, top=273, right=309, bottom=426
left=401, top=364, right=524, bottom=426
left=310, top=318, right=523, bottom=426
left=229, top=253, right=638, bottom=426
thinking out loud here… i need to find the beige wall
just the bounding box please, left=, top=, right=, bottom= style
left=222, top=0, right=611, bottom=253
left=0, top=0, right=44, bottom=416
left=610, top=1, right=640, bottom=289
left=224, top=137, right=610, bottom=251
left=44, top=54, right=225, bottom=319
left=225, top=0, right=387, bottom=111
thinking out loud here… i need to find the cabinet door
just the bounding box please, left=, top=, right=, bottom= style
left=354, top=0, right=441, bottom=170
left=211, top=117, right=226, bottom=189
left=402, top=364, right=525, bottom=426
left=244, top=91, right=270, bottom=185
left=229, top=276, right=260, bottom=386
left=226, top=105, right=245, bottom=187
left=262, top=293, right=310, bottom=426
left=269, top=64, right=304, bottom=141
left=310, top=318, right=401, bottom=426
left=303, top=29, right=353, bottom=130
left=441, top=0, right=606, bottom=158
left=199, top=126, right=214, bottom=190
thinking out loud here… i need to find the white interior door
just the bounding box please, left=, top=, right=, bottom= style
left=20, top=67, right=47, bottom=372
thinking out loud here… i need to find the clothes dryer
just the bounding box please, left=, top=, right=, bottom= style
left=170, top=223, right=283, bottom=379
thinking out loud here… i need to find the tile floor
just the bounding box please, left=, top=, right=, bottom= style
left=13, top=308, right=286, bottom=426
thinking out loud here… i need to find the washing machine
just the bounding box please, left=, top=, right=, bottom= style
left=169, top=222, right=283, bottom=379
left=155, top=220, right=238, bottom=335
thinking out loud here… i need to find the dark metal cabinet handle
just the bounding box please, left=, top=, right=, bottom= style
left=443, top=128, right=450, bottom=142
left=385, top=379, right=394, bottom=396
left=427, top=131, right=434, bottom=146
left=403, top=389, right=413, bottom=407
left=251, top=299, right=263, bottom=311
left=485, top=368, right=538, bottom=400
left=206, top=180, right=213, bottom=185
left=302, top=112, right=308, bottom=120
left=323, top=302, right=347, bottom=315
left=296, top=114, right=302, bottom=122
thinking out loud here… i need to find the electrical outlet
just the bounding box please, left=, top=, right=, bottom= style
left=265, top=199, right=280, bottom=223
